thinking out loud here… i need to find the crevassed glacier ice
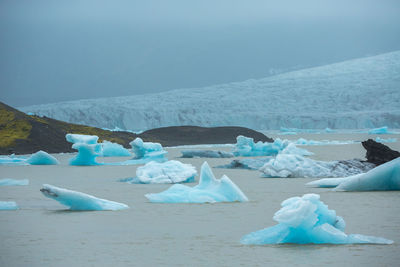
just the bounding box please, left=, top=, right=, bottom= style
left=0, top=201, right=19, bottom=210
left=0, top=179, right=29, bottom=186
left=26, top=150, right=60, bottom=165
left=40, top=184, right=129, bottom=211
left=260, top=154, right=374, bottom=178
left=100, top=141, right=131, bottom=157
left=218, top=158, right=272, bottom=170
left=181, top=150, right=234, bottom=158
left=308, top=158, right=400, bottom=191
left=66, top=134, right=103, bottom=166
left=145, top=162, right=248, bottom=203
left=241, top=193, right=393, bottom=245
left=118, top=138, right=167, bottom=165
left=121, top=160, right=197, bottom=184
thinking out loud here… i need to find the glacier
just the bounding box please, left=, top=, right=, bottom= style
left=0, top=201, right=19, bottom=210
left=20, top=51, right=400, bottom=131
left=260, top=154, right=375, bottom=178
left=26, top=150, right=60, bottom=165
left=0, top=179, right=29, bottom=186
left=240, top=193, right=393, bottom=245
left=181, top=150, right=234, bottom=158
left=40, top=184, right=129, bottom=211
left=145, top=162, right=248, bottom=203
left=307, top=158, right=400, bottom=191
left=100, top=141, right=131, bottom=157
left=121, top=160, right=197, bottom=184
left=66, top=134, right=103, bottom=166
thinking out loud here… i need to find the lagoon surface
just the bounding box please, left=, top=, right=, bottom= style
left=1, top=133, right=400, bottom=266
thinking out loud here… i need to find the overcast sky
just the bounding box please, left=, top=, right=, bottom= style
left=1, top=0, right=400, bottom=107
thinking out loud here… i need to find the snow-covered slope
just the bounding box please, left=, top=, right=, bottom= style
left=21, top=51, right=400, bottom=131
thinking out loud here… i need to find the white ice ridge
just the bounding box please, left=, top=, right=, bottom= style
left=21, top=51, right=400, bottom=131
left=145, top=162, right=248, bottom=203
left=260, top=154, right=374, bottom=178
left=241, top=193, right=393, bottom=245
left=0, top=151, right=59, bottom=166
left=307, top=158, right=400, bottom=191
left=100, top=141, right=131, bottom=157
left=40, top=184, right=129, bottom=211
left=0, top=179, right=29, bottom=186
left=121, top=160, right=197, bottom=184
left=0, top=201, right=19, bottom=210
left=66, top=134, right=102, bottom=165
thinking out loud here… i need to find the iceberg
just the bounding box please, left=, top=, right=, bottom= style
left=218, top=158, right=271, bottom=170
left=375, top=137, right=397, bottom=143
left=26, top=150, right=59, bottom=165
left=40, top=184, right=129, bottom=211
left=181, top=150, right=234, bottom=158
left=260, top=154, right=374, bottom=178
left=121, top=160, right=197, bottom=184
left=0, top=201, right=19, bottom=210
left=0, top=179, right=29, bottom=186
left=0, top=155, right=28, bottom=165
left=308, top=158, right=400, bottom=191
left=145, top=162, right=248, bottom=203
left=119, top=138, right=167, bottom=165
left=368, top=126, right=397, bottom=134
left=295, top=138, right=358, bottom=146
left=66, top=134, right=103, bottom=165
left=100, top=141, right=131, bottom=157
left=241, top=193, right=393, bottom=245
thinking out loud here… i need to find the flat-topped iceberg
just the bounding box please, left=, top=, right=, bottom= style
left=0, top=201, right=19, bottom=210
left=145, top=162, right=248, bottom=203
left=260, top=154, right=374, bottom=178
left=181, top=150, right=234, bottom=158
left=66, top=134, right=103, bottom=165
left=122, top=160, right=197, bottom=184
left=241, top=193, right=393, bottom=245
left=100, top=141, right=131, bottom=157
left=26, top=150, right=59, bottom=165
left=308, top=158, right=400, bottom=191
left=40, top=184, right=129, bottom=211
left=0, top=179, right=29, bottom=186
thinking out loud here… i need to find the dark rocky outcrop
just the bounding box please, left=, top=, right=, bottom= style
left=362, top=139, right=400, bottom=165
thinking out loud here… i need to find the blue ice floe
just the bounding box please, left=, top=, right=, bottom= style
left=118, top=138, right=167, bottom=165
left=121, top=160, right=197, bottom=184
left=145, top=162, right=248, bottom=203
left=66, top=134, right=103, bottom=165
left=260, top=154, right=374, bottom=178
left=0, top=201, right=19, bottom=210
left=40, top=184, right=129, bottom=211
left=295, top=138, right=358, bottom=146
left=368, top=126, right=397, bottom=134
left=307, top=158, right=400, bottom=191
left=0, top=179, right=29, bottom=186
left=241, top=193, right=393, bottom=245
left=27, top=150, right=60, bottom=165
left=100, top=141, right=131, bottom=157
left=181, top=150, right=234, bottom=158
left=375, top=137, right=397, bottom=143
left=0, top=155, right=28, bottom=165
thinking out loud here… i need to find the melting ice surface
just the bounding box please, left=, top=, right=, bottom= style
left=66, top=134, right=103, bottom=165
left=100, top=141, right=131, bottom=157
left=121, top=160, right=197, bottom=184
left=26, top=150, right=59, bottom=165
left=181, top=150, right=233, bottom=158
left=0, top=201, right=19, bottom=210
left=241, top=193, right=393, bottom=245
left=308, top=158, right=400, bottom=191
left=118, top=138, right=167, bottom=165
left=0, top=179, right=29, bottom=186
left=40, top=184, right=129, bottom=211
left=145, top=162, right=248, bottom=203
left=260, top=154, right=374, bottom=178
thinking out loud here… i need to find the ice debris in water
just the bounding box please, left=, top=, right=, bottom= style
left=295, top=138, right=358, bottom=146
left=121, top=160, right=197, bottom=184
left=100, top=141, right=131, bottom=157
left=40, top=184, right=129, bottom=211
left=375, top=137, right=397, bottom=143
left=66, top=134, right=103, bottom=165
left=0, top=201, right=19, bottom=210
left=0, top=179, right=29, bottom=186
left=118, top=138, right=167, bottom=165
left=145, top=162, right=248, bottom=203
left=241, top=193, right=393, bottom=245
left=181, top=150, right=234, bottom=158
left=260, top=154, right=374, bottom=178
left=368, top=126, right=397, bottom=134
left=233, top=136, right=311, bottom=157
left=308, top=158, right=400, bottom=191
left=27, top=150, right=59, bottom=165
left=0, top=155, right=29, bottom=165
left=218, top=158, right=272, bottom=170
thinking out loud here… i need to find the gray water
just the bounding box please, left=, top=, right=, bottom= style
left=1, top=133, right=400, bottom=266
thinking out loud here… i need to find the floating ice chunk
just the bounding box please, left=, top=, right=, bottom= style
left=375, top=137, right=397, bottom=143
left=145, top=162, right=248, bottom=203
left=368, top=126, right=397, bottom=134
left=181, top=150, right=233, bottom=158
left=66, top=134, right=99, bottom=144
left=0, top=201, right=19, bottom=210
left=40, top=184, right=129, bottom=211
left=100, top=141, right=131, bottom=157
left=218, top=158, right=272, bottom=170
left=241, top=193, right=393, bottom=245
left=122, top=160, right=197, bottom=184
left=280, top=143, right=313, bottom=156
left=26, top=150, right=59, bottom=165
left=306, top=178, right=347, bottom=188
left=295, top=138, right=358, bottom=146
left=260, top=154, right=374, bottom=178
left=118, top=138, right=168, bottom=164
left=0, top=179, right=29, bottom=186
left=66, top=134, right=103, bottom=165
left=0, top=155, right=28, bottom=165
